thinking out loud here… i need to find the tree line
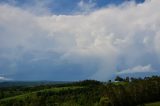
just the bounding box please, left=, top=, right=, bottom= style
left=0, top=76, right=160, bottom=106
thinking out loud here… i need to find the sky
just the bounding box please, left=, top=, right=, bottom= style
left=0, top=0, right=160, bottom=81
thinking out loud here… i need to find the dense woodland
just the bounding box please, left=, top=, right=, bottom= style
left=0, top=76, right=160, bottom=106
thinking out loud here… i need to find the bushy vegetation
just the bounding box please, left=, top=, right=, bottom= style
left=0, top=76, right=160, bottom=106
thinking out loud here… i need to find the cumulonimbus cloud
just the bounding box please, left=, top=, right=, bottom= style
left=0, top=0, right=160, bottom=80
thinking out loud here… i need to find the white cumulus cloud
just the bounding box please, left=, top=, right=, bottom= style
left=118, top=64, right=154, bottom=74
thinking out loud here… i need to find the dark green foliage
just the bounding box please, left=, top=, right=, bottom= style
left=115, top=76, right=125, bottom=82
left=0, top=76, right=160, bottom=106
left=99, top=97, right=112, bottom=106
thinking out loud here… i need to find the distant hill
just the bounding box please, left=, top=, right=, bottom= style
left=0, top=81, right=70, bottom=87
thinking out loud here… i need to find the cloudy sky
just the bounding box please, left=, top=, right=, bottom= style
left=0, top=0, right=160, bottom=81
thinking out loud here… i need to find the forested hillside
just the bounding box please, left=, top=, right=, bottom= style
left=0, top=76, right=160, bottom=106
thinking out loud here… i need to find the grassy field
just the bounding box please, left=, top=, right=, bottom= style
left=145, top=101, right=160, bottom=106
left=0, top=86, right=83, bottom=102
left=112, top=81, right=129, bottom=86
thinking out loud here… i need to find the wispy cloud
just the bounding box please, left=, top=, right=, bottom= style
left=78, top=0, right=96, bottom=13
left=0, top=76, right=12, bottom=81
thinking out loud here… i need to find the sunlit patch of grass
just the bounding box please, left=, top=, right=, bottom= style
left=145, top=101, right=160, bottom=106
